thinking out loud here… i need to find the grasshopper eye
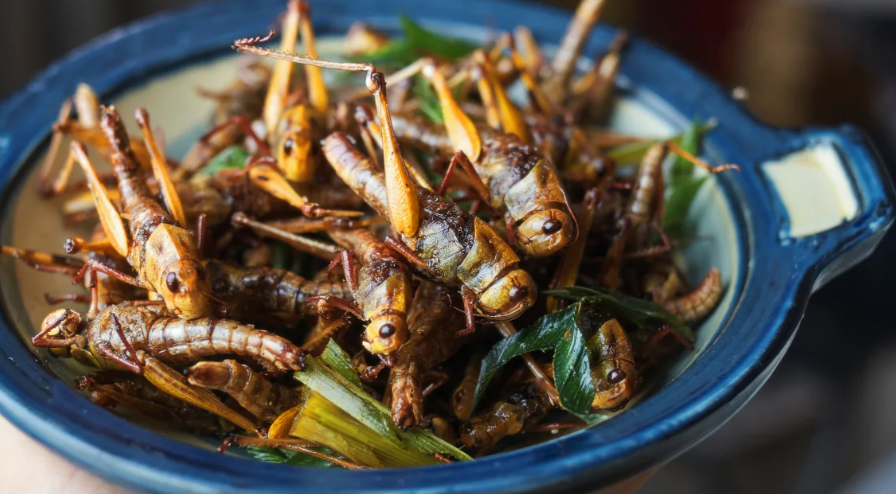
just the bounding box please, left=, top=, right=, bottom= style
left=508, top=285, right=529, bottom=302
left=166, top=272, right=180, bottom=293
left=607, top=368, right=627, bottom=384
left=542, top=219, right=562, bottom=234
left=378, top=323, right=396, bottom=338
left=283, top=137, right=295, bottom=156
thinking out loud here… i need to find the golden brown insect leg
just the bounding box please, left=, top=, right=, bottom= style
left=327, top=249, right=359, bottom=291
left=231, top=211, right=339, bottom=260
left=197, top=115, right=270, bottom=158
left=0, top=246, right=84, bottom=277
left=140, top=353, right=259, bottom=433
left=666, top=140, right=741, bottom=174
left=307, top=294, right=364, bottom=319
left=44, top=293, right=91, bottom=305
left=382, top=236, right=427, bottom=269
left=38, top=99, right=74, bottom=196
left=79, top=258, right=150, bottom=290
left=437, top=151, right=490, bottom=202
left=457, top=287, right=478, bottom=337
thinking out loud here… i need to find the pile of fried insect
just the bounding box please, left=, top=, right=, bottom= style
left=3, top=0, right=737, bottom=467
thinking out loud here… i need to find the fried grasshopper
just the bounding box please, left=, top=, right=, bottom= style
left=63, top=106, right=212, bottom=319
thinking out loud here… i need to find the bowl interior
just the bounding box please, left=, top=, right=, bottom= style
left=0, top=35, right=740, bottom=456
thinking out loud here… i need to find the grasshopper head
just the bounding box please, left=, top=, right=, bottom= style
left=363, top=314, right=408, bottom=355
left=515, top=208, right=575, bottom=258
left=476, top=268, right=537, bottom=320
left=277, top=105, right=315, bottom=183
left=160, top=259, right=212, bottom=319
left=36, top=309, right=88, bottom=356
left=591, top=358, right=637, bottom=411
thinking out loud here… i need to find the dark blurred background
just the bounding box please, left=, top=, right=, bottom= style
left=2, top=0, right=895, bottom=493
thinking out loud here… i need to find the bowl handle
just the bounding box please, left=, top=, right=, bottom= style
left=760, top=124, right=895, bottom=290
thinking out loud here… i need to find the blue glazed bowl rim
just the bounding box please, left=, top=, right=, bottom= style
left=0, top=1, right=892, bottom=493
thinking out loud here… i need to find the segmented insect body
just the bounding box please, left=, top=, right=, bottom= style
left=37, top=305, right=305, bottom=372
left=389, top=117, right=576, bottom=259
left=100, top=107, right=212, bottom=319
left=204, top=259, right=352, bottom=317
left=451, top=356, right=482, bottom=420
left=598, top=143, right=666, bottom=289
left=664, top=268, right=722, bottom=324
left=187, top=359, right=302, bottom=422
left=328, top=228, right=412, bottom=354
left=322, top=132, right=536, bottom=321
left=459, top=380, right=554, bottom=454
left=389, top=283, right=464, bottom=428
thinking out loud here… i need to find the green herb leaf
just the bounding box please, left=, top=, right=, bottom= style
left=201, top=145, right=249, bottom=174
left=399, top=15, right=478, bottom=61
left=607, top=121, right=714, bottom=167
left=663, top=118, right=707, bottom=237
left=350, top=39, right=419, bottom=66
left=662, top=175, right=707, bottom=236
left=669, top=118, right=702, bottom=181
left=294, top=355, right=471, bottom=461
left=347, top=16, right=477, bottom=67
left=544, top=286, right=694, bottom=343
left=472, top=304, right=595, bottom=415
left=294, top=358, right=398, bottom=440
left=415, top=76, right=444, bottom=124
left=321, top=339, right=363, bottom=387
left=245, top=445, right=339, bottom=468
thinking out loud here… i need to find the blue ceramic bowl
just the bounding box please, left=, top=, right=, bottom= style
left=0, top=0, right=893, bottom=493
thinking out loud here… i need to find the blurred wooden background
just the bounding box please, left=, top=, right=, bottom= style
left=2, top=1, right=896, bottom=493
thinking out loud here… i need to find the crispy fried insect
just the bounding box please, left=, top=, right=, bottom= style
left=65, top=107, right=212, bottom=319
left=230, top=42, right=537, bottom=332
left=33, top=305, right=305, bottom=373
left=322, top=133, right=536, bottom=332
left=388, top=114, right=577, bottom=259
left=598, top=143, right=666, bottom=289
left=187, top=359, right=302, bottom=422
left=451, top=355, right=482, bottom=421
left=327, top=228, right=413, bottom=355
left=204, top=259, right=352, bottom=318
left=664, top=268, right=722, bottom=324
left=586, top=318, right=637, bottom=411
left=389, top=283, right=465, bottom=428
left=460, top=379, right=554, bottom=455
left=32, top=304, right=310, bottom=432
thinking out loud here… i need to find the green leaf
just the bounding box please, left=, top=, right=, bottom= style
left=472, top=304, right=596, bottom=415
left=669, top=118, right=702, bottom=181
left=663, top=119, right=707, bottom=237
left=399, top=15, right=478, bottom=61
left=294, top=354, right=472, bottom=461
left=321, top=339, right=363, bottom=387
left=662, top=175, right=708, bottom=237
left=608, top=121, right=715, bottom=167
left=346, top=16, right=477, bottom=67
left=245, top=445, right=339, bottom=468
left=201, top=145, right=249, bottom=174
left=543, top=286, right=694, bottom=343
left=349, top=39, right=419, bottom=67
left=294, top=358, right=398, bottom=441
left=415, top=76, right=444, bottom=124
